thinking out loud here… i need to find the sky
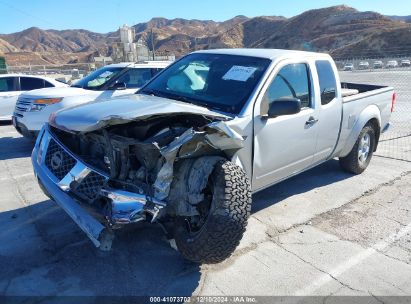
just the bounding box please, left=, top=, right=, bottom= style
left=0, top=0, right=409, bottom=34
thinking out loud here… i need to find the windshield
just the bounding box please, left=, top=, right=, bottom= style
left=72, top=66, right=124, bottom=90
left=139, top=53, right=271, bottom=113
left=114, top=68, right=154, bottom=88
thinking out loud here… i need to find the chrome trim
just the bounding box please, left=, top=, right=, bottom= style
left=15, top=97, right=34, bottom=112
left=33, top=125, right=167, bottom=248
left=58, top=162, right=91, bottom=191
left=101, top=189, right=166, bottom=224
left=36, top=125, right=109, bottom=192
left=33, top=157, right=106, bottom=247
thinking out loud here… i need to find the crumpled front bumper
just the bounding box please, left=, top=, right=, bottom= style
left=31, top=125, right=164, bottom=249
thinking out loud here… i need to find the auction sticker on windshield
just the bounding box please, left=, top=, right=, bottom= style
left=222, top=66, right=257, bottom=82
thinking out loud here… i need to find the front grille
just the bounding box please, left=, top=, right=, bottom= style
left=74, top=172, right=106, bottom=201
left=45, top=139, right=76, bottom=180
left=15, top=97, right=33, bottom=112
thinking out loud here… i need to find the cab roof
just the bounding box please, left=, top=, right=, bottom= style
left=194, top=48, right=332, bottom=61
left=107, top=61, right=173, bottom=69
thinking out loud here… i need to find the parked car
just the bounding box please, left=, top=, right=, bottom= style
left=12, top=61, right=171, bottom=138
left=343, top=63, right=354, bottom=71
left=373, top=60, right=384, bottom=69
left=386, top=60, right=398, bottom=68
left=358, top=61, right=370, bottom=70
left=0, top=74, right=67, bottom=120
left=32, top=49, right=394, bottom=263
left=400, top=59, right=411, bottom=67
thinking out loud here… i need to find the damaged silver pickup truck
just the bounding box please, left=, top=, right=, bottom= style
left=32, top=49, right=394, bottom=263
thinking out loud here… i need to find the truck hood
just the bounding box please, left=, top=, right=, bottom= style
left=50, top=94, right=232, bottom=133
left=22, top=87, right=94, bottom=98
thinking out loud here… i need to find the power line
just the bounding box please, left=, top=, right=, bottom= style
left=0, top=0, right=57, bottom=29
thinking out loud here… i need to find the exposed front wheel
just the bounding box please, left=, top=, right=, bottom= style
left=339, top=124, right=376, bottom=174
left=173, top=160, right=252, bottom=264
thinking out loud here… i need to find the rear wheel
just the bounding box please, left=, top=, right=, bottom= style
left=173, top=160, right=251, bottom=264
left=339, top=124, right=376, bottom=174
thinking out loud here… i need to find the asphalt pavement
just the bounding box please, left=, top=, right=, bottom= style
left=0, top=121, right=410, bottom=301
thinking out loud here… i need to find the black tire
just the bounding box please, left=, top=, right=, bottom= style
left=339, top=124, right=376, bottom=174
left=173, top=160, right=251, bottom=264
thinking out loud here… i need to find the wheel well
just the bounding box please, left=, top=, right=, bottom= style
left=367, top=118, right=380, bottom=151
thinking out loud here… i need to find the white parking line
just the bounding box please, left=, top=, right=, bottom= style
left=295, top=222, right=411, bottom=295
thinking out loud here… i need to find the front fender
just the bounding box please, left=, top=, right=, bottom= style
left=339, top=104, right=381, bottom=157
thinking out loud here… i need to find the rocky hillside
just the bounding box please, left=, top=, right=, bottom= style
left=1, top=5, right=411, bottom=65
left=388, top=15, right=411, bottom=23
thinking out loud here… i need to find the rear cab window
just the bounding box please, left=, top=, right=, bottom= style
left=315, top=60, right=337, bottom=105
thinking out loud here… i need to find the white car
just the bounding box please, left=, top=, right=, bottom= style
left=358, top=61, right=370, bottom=70
left=343, top=63, right=354, bottom=71
left=0, top=74, right=67, bottom=120
left=386, top=60, right=398, bottom=68
left=373, top=61, right=384, bottom=69
left=12, top=61, right=171, bottom=138
left=400, top=59, right=411, bottom=67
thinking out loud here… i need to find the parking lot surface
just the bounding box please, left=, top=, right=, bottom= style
left=0, top=119, right=410, bottom=301
left=1, top=69, right=411, bottom=301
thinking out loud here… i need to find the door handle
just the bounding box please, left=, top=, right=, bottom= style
left=305, top=116, right=319, bottom=126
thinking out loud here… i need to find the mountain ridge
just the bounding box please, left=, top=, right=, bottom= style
left=1, top=5, right=411, bottom=65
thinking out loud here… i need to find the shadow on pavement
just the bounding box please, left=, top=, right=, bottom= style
left=0, top=136, right=34, bottom=161
left=252, top=159, right=353, bottom=213
left=0, top=200, right=200, bottom=296
left=0, top=159, right=352, bottom=296
left=0, top=120, right=12, bottom=126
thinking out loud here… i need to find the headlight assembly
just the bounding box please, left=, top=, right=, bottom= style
left=30, top=98, right=63, bottom=111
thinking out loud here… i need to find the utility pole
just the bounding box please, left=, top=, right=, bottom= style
left=150, top=28, right=155, bottom=61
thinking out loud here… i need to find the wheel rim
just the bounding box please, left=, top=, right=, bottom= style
left=358, top=133, right=371, bottom=164
left=184, top=178, right=213, bottom=236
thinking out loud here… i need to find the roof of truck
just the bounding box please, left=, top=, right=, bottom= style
left=194, top=48, right=331, bottom=61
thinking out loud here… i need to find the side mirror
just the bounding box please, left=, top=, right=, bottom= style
left=267, top=97, right=301, bottom=118
left=109, top=81, right=127, bottom=90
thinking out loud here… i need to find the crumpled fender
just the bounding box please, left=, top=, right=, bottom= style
left=167, top=156, right=225, bottom=217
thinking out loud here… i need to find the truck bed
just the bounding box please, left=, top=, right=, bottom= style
left=341, top=82, right=391, bottom=103
left=334, top=82, right=394, bottom=158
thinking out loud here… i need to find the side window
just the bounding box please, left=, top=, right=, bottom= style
left=0, top=77, right=17, bottom=92
left=116, top=68, right=153, bottom=88
left=151, top=68, right=163, bottom=77
left=44, top=81, right=54, bottom=88
left=316, top=60, right=337, bottom=105
left=263, top=63, right=311, bottom=112
left=20, top=77, right=45, bottom=91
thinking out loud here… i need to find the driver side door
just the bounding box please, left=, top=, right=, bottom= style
left=252, top=61, right=319, bottom=191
